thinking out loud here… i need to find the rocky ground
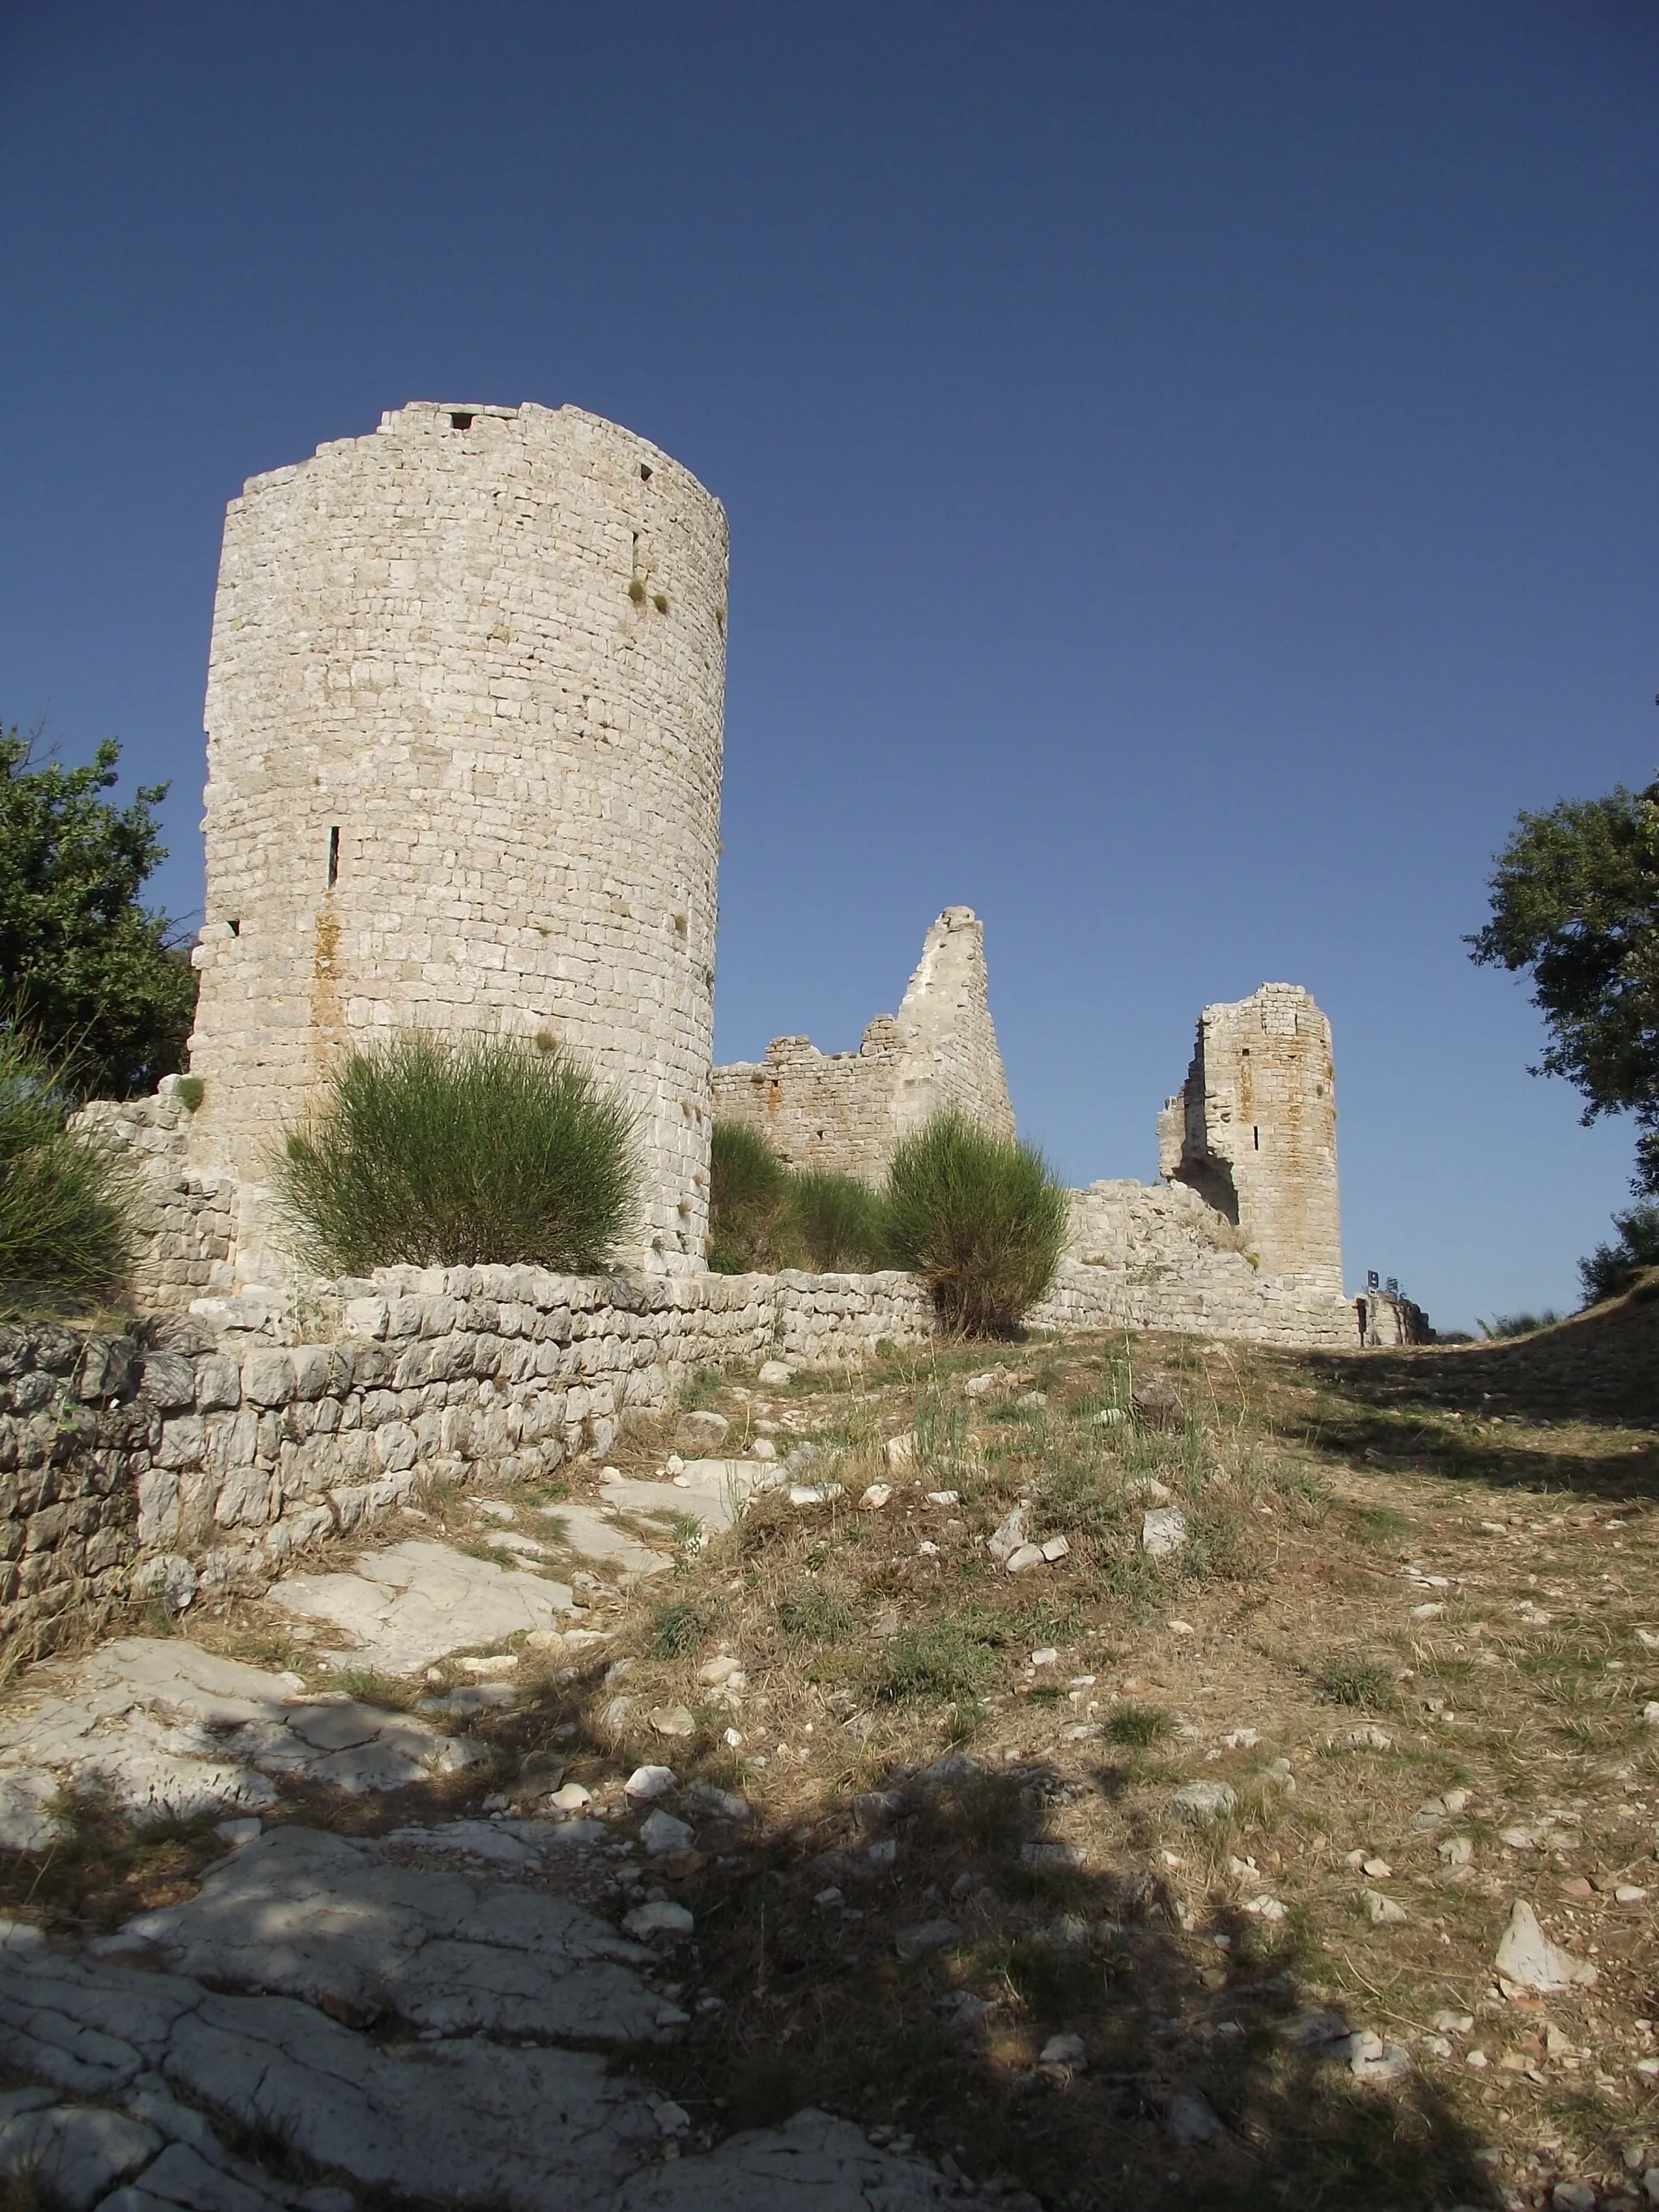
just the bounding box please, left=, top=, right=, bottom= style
left=2, top=1288, right=1657, bottom=2212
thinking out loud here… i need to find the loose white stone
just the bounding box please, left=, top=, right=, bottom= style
left=1039, top=2032, right=1087, bottom=2068
left=1141, top=1507, right=1188, bottom=1557
left=1494, top=1899, right=1597, bottom=1991
left=623, top=1900, right=694, bottom=1938
left=639, top=1810, right=695, bottom=1856
left=1171, top=1781, right=1237, bottom=1822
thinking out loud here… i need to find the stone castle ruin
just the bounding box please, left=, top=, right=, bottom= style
left=187, top=400, right=726, bottom=1272
left=81, top=400, right=1364, bottom=1351
left=711, top=906, right=1014, bottom=1178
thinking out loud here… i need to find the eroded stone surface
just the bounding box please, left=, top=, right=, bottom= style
left=124, top=1826, right=667, bottom=2044
left=268, top=1541, right=575, bottom=1673
left=612, top=2107, right=965, bottom=2209
left=543, top=1503, right=672, bottom=1577
left=600, top=1463, right=773, bottom=1539
left=0, top=1923, right=661, bottom=2211
left=0, top=1641, right=480, bottom=1843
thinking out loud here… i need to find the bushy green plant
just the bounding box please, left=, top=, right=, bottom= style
left=792, top=1167, right=886, bottom=1270
left=0, top=1031, right=134, bottom=1312
left=706, top=1118, right=800, bottom=1272
left=881, top=1111, right=1069, bottom=1335
left=275, top=1031, right=637, bottom=1274
left=1579, top=1201, right=1659, bottom=1306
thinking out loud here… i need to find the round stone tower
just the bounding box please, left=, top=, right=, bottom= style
left=186, top=401, right=727, bottom=1269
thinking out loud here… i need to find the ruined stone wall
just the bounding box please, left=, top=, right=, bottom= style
left=186, top=401, right=728, bottom=1270
left=0, top=1270, right=933, bottom=1626
left=712, top=906, right=1013, bottom=1181
left=1034, top=1181, right=1354, bottom=1348
left=1157, top=983, right=1342, bottom=1289
left=70, top=1080, right=238, bottom=1311
left=0, top=1328, right=150, bottom=1647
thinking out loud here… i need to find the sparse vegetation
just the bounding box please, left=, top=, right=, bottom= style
left=1476, top=1308, right=1563, bottom=1338
left=0, top=1029, right=134, bottom=1313
left=881, top=1110, right=1069, bottom=1334
left=7, top=1308, right=1659, bottom=2212
left=273, top=1030, right=638, bottom=1272
left=1312, top=1654, right=1396, bottom=1707
left=1105, top=1700, right=1174, bottom=1746
left=777, top=1582, right=859, bottom=1643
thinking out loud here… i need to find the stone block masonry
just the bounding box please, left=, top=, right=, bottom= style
left=713, top=906, right=1014, bottom=1181
left=71, top=1078, right=237, bottom=1308
left=1158, top=983, right=1342, bottom=1290
left=0, top=1270, right=933, bottom=1633
left=186, top=401, right=727, bottom=1272
left=1028, top=1181, right=1354, bottom=1348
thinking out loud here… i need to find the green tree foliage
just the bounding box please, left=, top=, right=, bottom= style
left=0, top=728, right=198, bottom=1098
left=275, top=1032, right=638, bottom=1274
left=0, top=1030, right=134, bottom=1313
left=1578, top=1200, right=1659, bottom=1306
left=1468, top=774, right=1659, bottom=1191
left=882, top=1110, right=1070, bottom=1335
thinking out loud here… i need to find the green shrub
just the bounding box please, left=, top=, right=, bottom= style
left=881, top=1111, right=1069, bottom=1335
left=650, top=1600, right=705, bottom=1657
left=0, top=1032, right=134, bottom=1313
left=792, top=1167, right=886, bottom=1270
left=274, top=1031, right=638, bottom=1274
left=706, top=1118, right=800, bottom=1272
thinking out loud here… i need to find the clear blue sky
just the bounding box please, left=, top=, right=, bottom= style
left=4, top=2, right=1656, bottom=1330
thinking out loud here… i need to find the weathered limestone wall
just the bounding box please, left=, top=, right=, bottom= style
left=1, top=1270, right=933, bottom=1627
left=1034, top=1181, right=1355, bottom=1348
left=70, top=1081, right=238, bottom=1310
left=713, top=906, right=1014, bottom=1181
left=0, top=1329, right=151, bottom=1645
left=186, top=400, right=728, bottom=1270
left=1157, top=983, right=1342, bottom=1289
left=1358, top=1289, right=1432, bottom=1347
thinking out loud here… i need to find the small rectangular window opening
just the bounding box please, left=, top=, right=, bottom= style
left=228, top=918, right=240, bottom=937
left=326, top=826, right=340, bottom=890
left=1252, top=1125, right=1260, bottom=1150
left=450, top=411, right=474, bottom=430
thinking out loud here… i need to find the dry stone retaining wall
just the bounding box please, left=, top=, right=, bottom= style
left=0, top=1328, right=150, bottom=1646
left=1, top=1270, right=932, bottom=1635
